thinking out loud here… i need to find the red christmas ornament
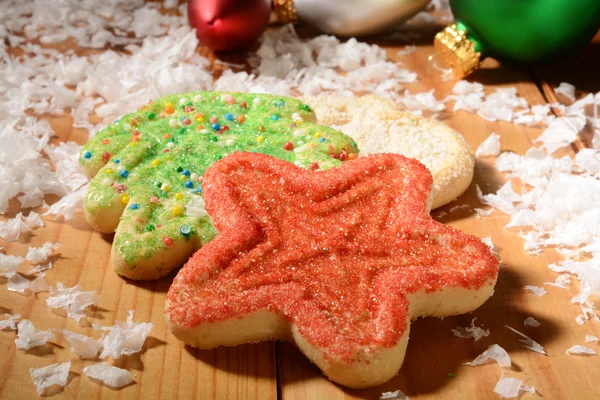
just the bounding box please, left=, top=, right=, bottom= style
left=188, top=0, right=271, bottom=52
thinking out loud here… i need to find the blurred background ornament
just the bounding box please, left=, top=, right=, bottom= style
left=434, top=0, right=600, bottom=79
left=274, top=0, right=432, bottom=36
left=188, top=0, right=271, bottom=51
left=189, top=0, right=436, bottom=51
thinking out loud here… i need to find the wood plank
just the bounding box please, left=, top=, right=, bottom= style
left=278, top=39, right=600, bottom=399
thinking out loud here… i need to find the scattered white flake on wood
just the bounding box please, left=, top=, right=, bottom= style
left=29, top=262, right=53, bottom=275
left=476, top=182, right=520, bottom=215
left=0, top=314, right=21, bottom=330
left=475, top=208, right=494, bottom=218
left=493, top=377, right=523, bottom=399
left=379, top=389, right=409, bottom=400
left=15, top=320, right=55, bottom=350
left=536, top=116, right=586, bottom=154
left=46, top=282, right=99, bottom=324
left=476, top=133, right=501, bottom=157
left=0, top=253, right=24, bottom=278
left=44, top=184, right=88, bottom=220
left=555, top=82, right=576, bottom=102
left=62, top=330, right=103, bottom=359
left=7, top=273, right=50, bottom=294
left=493, top=377, right=535, bottom=399
left=585, top=335, right=599, bottom=343
left=565, top=345, right=596, bottom=356
left=29, top=361, right=71, bottom=396
left=26, top=242, right=61, bottom=264
left=0, top=212, right=44, bottom=241
left=544, top=273, right=571, bottom=288
left=464, top=344, right=511, bottom=368
left=523, top=286, right=547, bottom=297
left=452, top=318, right=490, bottom=341
left=83, top=362, right=134, bottom=389
left=505, top=325, right=546, bottom=354
left=97, top=310, right=153, bottom=359
left=524, top=317, right=541, bottom=327
left=449, top=204, right=470, bottom=213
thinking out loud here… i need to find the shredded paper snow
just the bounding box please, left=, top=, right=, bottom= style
left=15, top=319, right=55, bottom=350
left=62, top=330, right=103, bottom=359
left=465, top=344, right=511, bottom=368
left=452, top=318, right=490, bottom=342
left=493, top=376, right=535, bottom=399
left=83, top=362, right=134, bottom=389
left=476, top=133, right=501, bottom=158
left=25, top=242, right=60, bottom=265
left=505, top=326, right=546, bottom=355
left=97, top=310, right=153, bottom=359
left=46, top=282, right=99, bottom=324
left=0, top=313, right=20, bottom=330
left=380, top=389, right=409, bottom=400
left=565, top=345, right=596, bottom=356
left=29, top=361, right=71, bottom=396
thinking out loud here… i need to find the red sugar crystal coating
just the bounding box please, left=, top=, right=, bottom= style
left=167, top=152, right=498, bottom=360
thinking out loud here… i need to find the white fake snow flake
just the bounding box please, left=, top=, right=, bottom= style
left=476, top=133, right=501, bottom=157
left=0, top=313, right=21, bottom=330
left=493, top=376, right=535, bottom=399
left=544, top=273, right=571, bottom=288
left=565, top=345, right=596, bottom=356
left=0, top=212, right=44, bottom=241
left=464, top=344, right=511, bottom=368
left=15, top=319, right=55, bottom=350
left=46, top=282, right=99, bottom=324
left=62, top=330, right=103, bottom=359
left=379, top=389, right=409, bottom=400
left=523, top=286, right=547, bottom=297
left=7, top=273, right=50, bottom=294
left=25, top=242, right=61, bottom=264
left=585, top=335, right=599, bottom=343
left=83, top=362, right=134, bottom=389
left=97, top=310, right=153, bottom=359
left=0, top=253, right=24, bottom=277
left=29, top=361, right=71, bottom=396
left=505, top=326, right=546, bottom=355
left=524, top=317, right=541, bottom=327
left=451, top=318, right=490, bottom=342
left=555, top=82, right=576, bottom=102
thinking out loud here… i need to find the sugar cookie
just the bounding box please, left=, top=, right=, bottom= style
left=302, top=95, right=475, bottom=209
left=80, top=92, right=358, bottom=280
left=165, top=152, right=498, bottom=389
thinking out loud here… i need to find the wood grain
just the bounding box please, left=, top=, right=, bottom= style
left=1, top=21, right=599, bottom=400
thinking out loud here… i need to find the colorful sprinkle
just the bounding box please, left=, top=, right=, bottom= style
left=182, top=169, right=191, bottom=176
left=145, top=224, right=155, bottom=232
left=284, top=142, right=294, bottom=151
left=169, top=119, right=178, bottom=128
left=237, top=115, right=245, bottom=124
left=174, top=192, right=183, bottom=200
left=182, top=118, right=191, bottom=126
left=121, top=195, right=130, bottom=205
left=240, top=102, right=247, bottom=108
left=129, top=203, right=140, bottom=210
left=300, top=103, right=311, bottom=112
left=120, top=170, right=129, bottom=178
left=185, top=181, right=194, bottom=189
left=102, top=139, right=110, bottom=144
left=150, top=196, right=158, bottom=203
left=271, top=115, right=280, bottom=121
left=83, top=151, right=92, bottom=159
left=225, top=113, right=234, bottom=121
left=147, top=112, right=156, bottom=120
left=151, top=159, right=160, bottom=167
left=256, top=136, right=265, bottom=143
left=161, top=183, right=171, bottom=192
left=319, top=137, right=326, bottom=142
left=163, top=237, right=174, bottom=246
left=180, top=225, right=191, bottom=236
left=172, top=206, right=183, bottom=216
left=165, top=104, right=174, bottom=114
left=211, top=123, right=220, bottom=131
left=102, top=152, right=111, bottom=162
left=310, top=162, right=319, bottom=171
left=224, top=95, right=235, bottom=105
left=101, top=177, right=112, bottom=186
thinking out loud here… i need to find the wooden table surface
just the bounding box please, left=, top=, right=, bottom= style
left=1, top=15, right=599, bottom=400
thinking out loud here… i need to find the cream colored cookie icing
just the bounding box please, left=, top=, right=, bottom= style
left=80, top=92, right=358, bottom=280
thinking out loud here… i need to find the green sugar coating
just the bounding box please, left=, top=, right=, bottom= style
left=80, top=92, right=359, bottom=280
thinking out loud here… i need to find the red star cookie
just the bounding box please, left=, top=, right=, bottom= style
left=165, top=152, right=498, bottom=388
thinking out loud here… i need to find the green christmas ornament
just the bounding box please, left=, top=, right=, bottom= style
left=435, top=0, right=600, bottom=78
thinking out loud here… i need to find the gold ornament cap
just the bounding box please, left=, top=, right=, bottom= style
left=434, top=24, right=481, bottom=79
left=273, top=0, right=298, bottom=24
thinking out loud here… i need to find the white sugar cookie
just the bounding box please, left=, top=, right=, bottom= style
left=302, top=95, right=475, bottom=209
